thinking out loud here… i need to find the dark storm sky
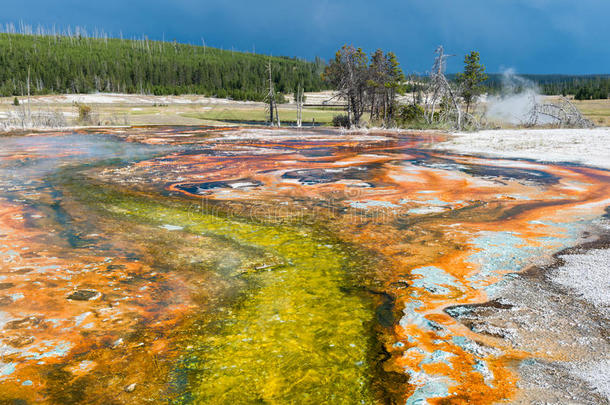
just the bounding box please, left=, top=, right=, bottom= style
left=2, top=0, right=609, bottom=74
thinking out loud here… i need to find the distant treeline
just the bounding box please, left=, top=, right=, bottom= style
left=482, top=74, right=610, bottom=100
left=0, top=33, right=327, bottom=100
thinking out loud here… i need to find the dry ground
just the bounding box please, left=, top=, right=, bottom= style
left=0, top=93, right=342, bottom=128
left=571, top=98, right=610, bottom=126
left=0, top=93, right=608, bottom=130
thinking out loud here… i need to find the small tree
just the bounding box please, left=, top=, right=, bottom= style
left=77, top=103, right=93, bottom=124
left=13, top=97, right=20, bottom=106
left=456, top=51, right=488, bottom=114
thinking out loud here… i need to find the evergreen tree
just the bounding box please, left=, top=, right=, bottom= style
left=385, top=51, right=405, bottom=123
left=456, top=51, right=488, bottom=114
left=367, top=49, right=388, bottom=121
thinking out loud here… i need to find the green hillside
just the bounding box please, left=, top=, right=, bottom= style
left=0, top=33, right=327, bottom=100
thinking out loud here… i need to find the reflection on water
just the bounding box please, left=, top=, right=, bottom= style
left=0, top=127, right=608, bottom=404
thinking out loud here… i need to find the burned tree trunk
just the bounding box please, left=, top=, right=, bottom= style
left=265, top=61, right=280, bottom=127
left=296, top=85, right=304, bottom=127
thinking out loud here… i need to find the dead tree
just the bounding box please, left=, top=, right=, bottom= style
left=265, top=61, right=281, bottom=127
left=324, top=45, right=369, bottom=127
left=423, top=46, right=463, bottom=130
left=295, top=85, right=304, bottom=127
left=527, top=96, right=594, bottom=128
left=275, top=100, right=281, bottom=127
left=26, top=66, right=32, bottom=127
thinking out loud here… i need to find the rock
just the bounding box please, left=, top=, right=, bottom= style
left=0, top=283, right=15, bottom=290
left=67, top=289, right=101, bottom=301
left=124, top=383, right=137, bottom=393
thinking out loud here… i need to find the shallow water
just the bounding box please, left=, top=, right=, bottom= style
left=0, top=127, right=608, bottom=404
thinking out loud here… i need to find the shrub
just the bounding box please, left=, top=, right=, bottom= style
left=77, top=103, right=93, bottom=124
left=13, top=97, right=19, bottom=106
left=332, top=114, right=350, bottom=128
left=397, top=104, right=425, bottom=124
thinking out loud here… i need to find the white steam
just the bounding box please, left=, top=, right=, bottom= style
left=485, top=69, right=552, bottom=125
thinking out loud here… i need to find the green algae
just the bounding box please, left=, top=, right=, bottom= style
left=60, top=180, right=381, bottom=404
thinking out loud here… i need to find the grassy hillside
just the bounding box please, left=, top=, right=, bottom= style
left=0, top=33, right=327, bottom=101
